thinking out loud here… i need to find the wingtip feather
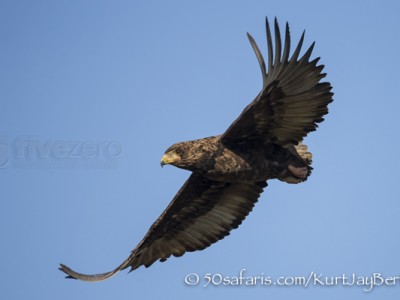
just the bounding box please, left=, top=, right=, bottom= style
left=265, top=17, right=273, bottom=72
left=273, top=17, right=282, bottom=66
left=290, top=30, right=305, bottom=62
left=247, top=31, right=267, bottom=86
left=58, top=263, right=121, bottom=282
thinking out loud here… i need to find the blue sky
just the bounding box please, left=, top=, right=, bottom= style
left=1, top=0, right=400, bottom=299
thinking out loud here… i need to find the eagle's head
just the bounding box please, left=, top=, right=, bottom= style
left=160, top=137, right=218, bottom=171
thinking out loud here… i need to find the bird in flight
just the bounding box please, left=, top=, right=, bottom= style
left=60, top=17, right=333, bottom=282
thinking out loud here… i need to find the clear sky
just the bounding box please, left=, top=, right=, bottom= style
left=1, top=0, right=400, bottom=299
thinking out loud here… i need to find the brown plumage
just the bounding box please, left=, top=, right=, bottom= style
left=59, top=17, right=333, bottom=281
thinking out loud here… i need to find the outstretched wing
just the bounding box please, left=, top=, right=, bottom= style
left=59, top=174, right=266, bottom=281
left=221, top=17, right=333, bottom=149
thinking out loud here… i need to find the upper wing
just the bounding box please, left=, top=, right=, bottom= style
left=59, top=174, right=266, bottom=281
left=221, top=17, right=333, bottom=148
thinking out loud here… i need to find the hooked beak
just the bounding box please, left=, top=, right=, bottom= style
left=160, top=152, right=180, bottom=168
left=160, top=159, right=166, bottom=168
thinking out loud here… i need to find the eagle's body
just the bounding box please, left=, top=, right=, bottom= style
left=60, top=18, right=333, bottom=282
left=163, top=135, right=309, bottom=183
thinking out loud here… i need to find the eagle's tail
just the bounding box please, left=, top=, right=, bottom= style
left=278, top=142, right=313, bottom=184
left=294, top=142, right=312, bottom=165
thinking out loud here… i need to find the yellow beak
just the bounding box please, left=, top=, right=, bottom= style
left=160, top=152, right=180, bottom=167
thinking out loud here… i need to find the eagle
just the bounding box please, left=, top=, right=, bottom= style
left=60, top=17, right=333, bottom=281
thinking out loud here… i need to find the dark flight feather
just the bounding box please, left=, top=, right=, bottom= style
left=60, top=175, right=266, bottom=281
left=221, top=18, right=333, bottom=148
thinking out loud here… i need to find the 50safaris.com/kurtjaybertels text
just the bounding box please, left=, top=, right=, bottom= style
left=184, top=269, right=400, bottom=292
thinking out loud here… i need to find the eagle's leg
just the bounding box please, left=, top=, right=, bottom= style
left=288, top=165, right=308, bottom=179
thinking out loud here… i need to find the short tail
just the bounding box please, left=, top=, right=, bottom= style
left=294, top=142, right=312, bottom=165
left=279, top=142, right=313, bottom=184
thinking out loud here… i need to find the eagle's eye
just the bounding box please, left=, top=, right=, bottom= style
left=174, top=148, right=183, bottom=156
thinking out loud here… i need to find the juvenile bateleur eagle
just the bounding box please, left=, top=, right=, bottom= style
left=60, top=17, right=333, bottom=281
